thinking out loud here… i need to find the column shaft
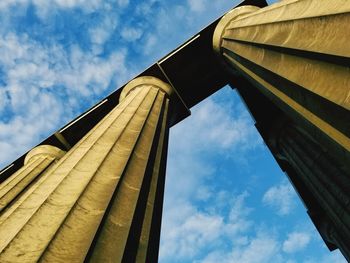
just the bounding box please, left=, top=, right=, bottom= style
left=213, top=1, right=350, bottom=154
left=0, top=77, right=171, bottom=263
left=213, top=1, right=350, bottom=260
left=0, top=145, right=65, bottom=212
left=276, top=124, right=350, bottom=259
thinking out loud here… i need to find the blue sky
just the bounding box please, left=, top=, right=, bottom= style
left=0, top=0, right=346, bottom=262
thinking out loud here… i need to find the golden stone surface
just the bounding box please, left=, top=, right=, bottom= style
left=0, top=145, right=65, bottom=213
left=213, top=1, right=350, bottom=260
left=0, top=77, right=170, bottom=262
left=213, top=1, right=350, bottom=151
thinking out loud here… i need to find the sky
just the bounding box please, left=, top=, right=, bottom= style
left=0, top=0, right=346, bottom=262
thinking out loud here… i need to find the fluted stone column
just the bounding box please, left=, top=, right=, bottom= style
left=0, top=76, right=171, bottom=263
left=0, top=145, right=65, bottom=212
left=269, top=121, right=350, bottom=260
left=213, top=0, right=350, bottom=260
left=213, top=0, right=350, bottom=154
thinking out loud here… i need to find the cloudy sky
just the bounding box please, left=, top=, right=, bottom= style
left=0, top=0, right=346, bottom=262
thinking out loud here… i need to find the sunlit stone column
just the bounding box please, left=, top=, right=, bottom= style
left=213, top=0, right=350, bottom=152
left=213, top=0, right=350, bottom=260
left=0, top=76, right=171, bottom=263
left=0, top=145, right=65, bottom=212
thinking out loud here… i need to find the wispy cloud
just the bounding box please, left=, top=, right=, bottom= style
left=160, top=191, right=255, bottom=262
left=200, top=234, right=282, bottom=263
left=304, top=250, right=347, bottom=263
left=262, top=180, right=298, bottom=216
left=188, top=0, right=207, bottom=13
left=164, top=92, right=261, bottom=206
left=160, top=202, right=225, bottom=260
left=116, top=0, right=129, bottom=8
left=0, top=32, right=130, bottom=166
left=89, top=16, right=119, bottom=55
left=120, top=27, right=143, bottom=42
left=0, top=0, right=105, bottom=14
left=160, top=91, right=266, bottom=261
left=282, top=231, right=311, bottom=253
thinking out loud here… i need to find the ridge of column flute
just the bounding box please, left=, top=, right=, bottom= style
left=0, top=76, right=172, bottom=263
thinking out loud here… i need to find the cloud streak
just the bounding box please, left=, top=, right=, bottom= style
left=262, top=180, right=298, bottom=216
left=283, top=231, right=311, bottom=253
left=0, top=31, right=130, bottom=166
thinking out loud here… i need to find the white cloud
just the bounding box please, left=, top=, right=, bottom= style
left=143, top=34, right=158, bottom=55
left=89, top=16, right=118, bottom=54
left=117, top=0, right=129, bottom=8
left=159, top=91, right=263, bottom=262
left=0, top=0, right=104, bottom=16
left=195, top=186, right=212, bottom=201
left=131, top=0, right=238, bottom=60
left=161, top=206, right=224, bottom=259
left=282, top=231, right=311, bottom=253
left=90, top=26, right=112, bottom=45
left=262, top=181, right=298, bottom=216
left=135, top=0, right=155, bottom=16
left=0, top=1, right=24, bottom=10
left=304, top=250, right=347, bottom=263
left=192, top=193, right=284, bottom=263
left=229, top=235, right=281, bottom=263
left=160, top=191, right=254, bottom=262
left=170, top=97, right=260, bottom=155
left=226, top=191, right=253, bottom=237
left=163, top=94, right=261, bottom=213
left=120, top=27, right=143, bottom=42
left=0, top=32, right=130, bottom=167
left=188, top=0, right=206, bottom=12
left=0, top=33, right=128, bottom=99
left=200, top=234, right=282, bottom=263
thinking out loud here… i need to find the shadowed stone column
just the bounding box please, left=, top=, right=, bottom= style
left=0, top=145, right=65, bottom=212
left=213, top=0, right=350, bottom=260
left=269, top=121, right=350, bottom=259
left=0, top=76, right=172, bottom=263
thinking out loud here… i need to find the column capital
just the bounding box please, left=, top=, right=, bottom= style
left=24, top=145, right=65, bottom=165
left=213, top=5, right=260, bottom=55
left=120, top=76, right=173, bottom=102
